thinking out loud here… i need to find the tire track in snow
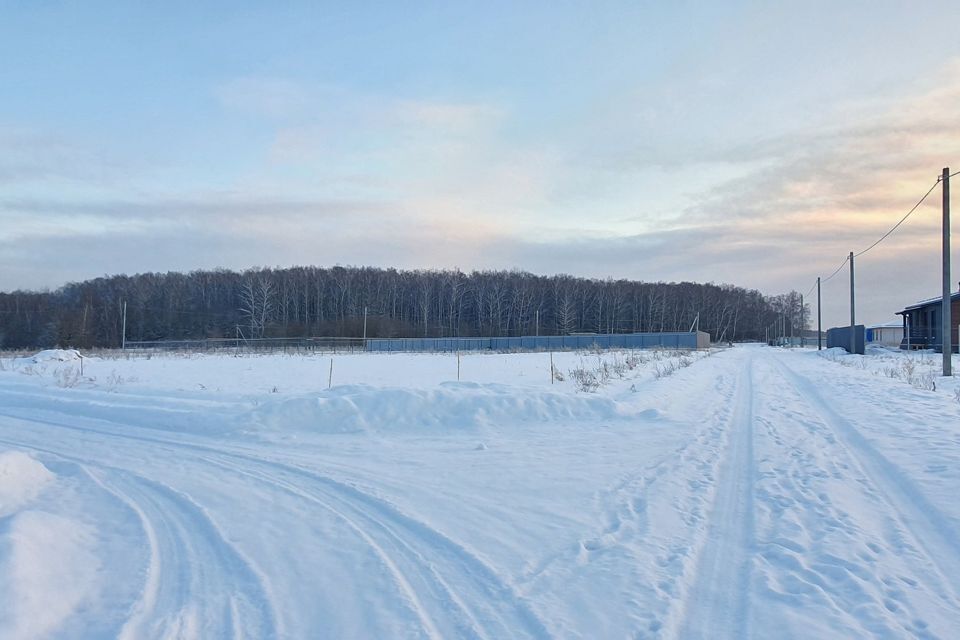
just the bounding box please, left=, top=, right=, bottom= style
left=0, top=438, right=281, bottom=640
left=85, top=468, right=280, bottom=640
left=196, top=453, right=551, bottom=640
left=0, top=412, right=549, bottom=639
left=677, top=353, right=755, bottom=640
left=751, top=357, right=960, bottom=638
left=771, top=355, right=960, bottom=600
left=512, top=355, right=745, bottom=638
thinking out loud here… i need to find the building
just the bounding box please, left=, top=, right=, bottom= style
left=866, top=321, right=904, bottom=348
left=773, top=329, right=826, bottom=348
left=896, top=286, right=960, bottom=352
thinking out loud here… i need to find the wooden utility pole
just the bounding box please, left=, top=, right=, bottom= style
left=817, top=277, right=822, bottom=351
left=121, top=300, right=127, bottom=350
left=363, top=306, right=368, bottom=343
left=849, top=252, right=856, bottom=354
left=943, top=168, right=952, bottom=376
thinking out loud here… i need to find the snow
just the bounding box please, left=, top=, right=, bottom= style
left=1, top=511, right=100, bottom=639
left=14, top=349, right=82, bottom=365
left=0, top=452, right=101, bottom=639
left=1, top=345, right=959, bottom=638
left=0, top=451, right=54, bottom=517
left=252, top=383, right=629, bottom=435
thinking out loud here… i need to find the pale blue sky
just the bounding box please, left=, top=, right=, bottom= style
left=2, top=1, right=960, bottom=326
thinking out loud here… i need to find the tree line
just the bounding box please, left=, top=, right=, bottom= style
left=0, top=265, right=809, bottom=349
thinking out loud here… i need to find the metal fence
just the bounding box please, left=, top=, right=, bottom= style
left=365, top=331, right=710, bottom=353
left=124, top=331, right=710, bottom=354
left=826, top=325, right=865, bottom=354
left=124, top=337, right=365, bottom=353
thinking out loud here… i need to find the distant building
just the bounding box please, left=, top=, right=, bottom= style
left=896, top=286, right=960, bottom=352
left=866, top=321, right=903, bottom=347
left=771, top=329, right=824, bottom=348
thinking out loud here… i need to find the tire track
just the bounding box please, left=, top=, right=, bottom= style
left=0, top=411, right=550, bottom=639
left=87, top=468, right=280, bottom=640
left=771, top=355, right=960, bottom=601
left=198, top=453, right=550, bottom=639
left=749, top=358, right=913, bottom=636
left=0, top=440, right=281, bottom=640
left=678, top=353, right=755, bottom=640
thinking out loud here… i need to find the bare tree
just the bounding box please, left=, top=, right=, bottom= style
left=239, top=275, right=275, bottom=338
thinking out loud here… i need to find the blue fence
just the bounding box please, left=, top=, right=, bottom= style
left=365, top=331, right=710, bottom=353
left=826, top=325, right=865, bottom=354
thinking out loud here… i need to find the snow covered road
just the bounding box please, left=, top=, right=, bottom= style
left=1, top=345, right=959, bottom=638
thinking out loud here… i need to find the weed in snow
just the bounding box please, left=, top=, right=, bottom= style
left=53, top=367, right=83, bottom=389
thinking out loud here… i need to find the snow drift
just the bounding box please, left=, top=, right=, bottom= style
left=0, top=451, right=55, bottom=517
left=17, top=349, right=82, bottom=365
left=250, top=382, right=632, bottom=434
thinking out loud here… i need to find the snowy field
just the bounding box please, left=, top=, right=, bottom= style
left=1, top=345, right=959, bottom=639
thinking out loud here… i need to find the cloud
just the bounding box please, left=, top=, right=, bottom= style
left=0, top=192, right=397, bottom=247
left=606, top=58, right=960, bottom=326
left=0, top=128, right=126, bottom=186
left=688, top=62, right=960, bottom=224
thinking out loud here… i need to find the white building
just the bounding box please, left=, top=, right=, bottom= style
left=866, top=321, right=903, bottom=347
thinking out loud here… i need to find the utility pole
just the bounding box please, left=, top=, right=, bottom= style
left=363, top=306, right=368, bottom=343
left=849, top=251, right=856, bottom=354
left=817, top=277, right=822, bottom=351
left=943, top=167, right=952, bottom=376
left=121, top=300, right=127, bottom=350
left=535, top=309, right=540, bottom=337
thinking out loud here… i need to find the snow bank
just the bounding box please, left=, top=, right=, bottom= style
left=0, top=452, right=101, bottom=639
left=15, top=349, right=82, bottom=365
left=818, top=347, right=848, bottom=358
left=0, top=511, right=99, bottom=639
left=0, top=451, right=55, bottom=517
left=251, top=382, right=631, bottom=434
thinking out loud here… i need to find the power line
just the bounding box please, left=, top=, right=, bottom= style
left=821, top=255, right=849, bottom=284
left=853, top=179, right=940, bottom=258
left=798, top=170, right=950, bottom=339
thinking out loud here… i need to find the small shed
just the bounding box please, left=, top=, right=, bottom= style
left=896, top=286, right=960, bottom=352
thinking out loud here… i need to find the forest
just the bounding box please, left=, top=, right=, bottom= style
left=0, top=266, right=809, bottom=349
